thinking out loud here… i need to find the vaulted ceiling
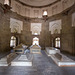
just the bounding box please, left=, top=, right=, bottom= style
left=16, top=0, right=60, bottom=7
left=0, top=0, right=74, bottom=18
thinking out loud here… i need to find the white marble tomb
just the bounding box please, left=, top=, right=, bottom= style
left=45, top=47, right=60, bottom=55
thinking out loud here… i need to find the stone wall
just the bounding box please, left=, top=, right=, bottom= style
left=0, top=4, right=75, bottom=54
left=0, top=8, right=11, bottom=52
left=48, top=4, right=75, bottom=55
left=61, top=4, right=75, bottom=54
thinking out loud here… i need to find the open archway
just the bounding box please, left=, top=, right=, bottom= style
left=55, top=37, right=60, bottom=48
left=10, top=36, right=16, bottom=48
left=32, top=37, right=39, bottom=45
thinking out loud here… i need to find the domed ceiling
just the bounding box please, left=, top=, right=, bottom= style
left=16, top=0, right=60, bottom=7
left=11, top=0, right=74, bottom=18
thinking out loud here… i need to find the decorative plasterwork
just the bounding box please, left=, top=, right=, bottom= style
left=62, top=0, right=69, bottom=10
left=31, top=23, right=42, bottom=35
left=34, top=10, right=39, bottom=18
left=15, top=3, right=21, bottom=14
left=49, top=20, right=62, bottom=34
left=10, top=18, right=23, bottom=33
left=52, top=5, right=58, bottom=15
left=11, top=0, right=74, bottom=18
left=72, top=13, right=75, bottom=27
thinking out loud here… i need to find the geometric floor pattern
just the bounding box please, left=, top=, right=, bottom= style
left=0, top=51, right=75, bottom=75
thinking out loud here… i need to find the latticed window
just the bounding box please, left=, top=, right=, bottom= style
left=55, top=37, right=60, bottom=48
left=10, top=36, right=16, bottom=47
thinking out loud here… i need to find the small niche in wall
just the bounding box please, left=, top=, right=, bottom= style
left=49, top=20, right=62, bottom=34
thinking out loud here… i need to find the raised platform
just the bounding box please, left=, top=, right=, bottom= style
left=0, top=57, right=8, bottom=66
left=18, top=55, right=28, bottom=60
left=30, top=45, right=41, bottom=54
left=0, top=53, right=17, bottom=66
left=45, top=51, right=75, bottom=67
left=14, top=43, right=28, bottom=54
left=46, top=47, right=60, bottom=55
left=11, top=54, right=33, bottom=66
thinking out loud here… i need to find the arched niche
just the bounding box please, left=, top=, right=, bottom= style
left=49, top=20, right=61, bottom=34
left=10, top=18, right=23, bottom=33
left=31, top=23, right=42, bottom=35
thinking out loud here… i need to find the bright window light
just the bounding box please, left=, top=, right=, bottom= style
left=33, top=37, right=39, bottom=45
left=4, top=0, right=9, bottom=5
left=34, top=33, right=38, bottom=35
left=43, top=10, right=47, bottom=16
left=10, top=36, right=16, bottom=47
left=55, top=37, right=60, bottom=48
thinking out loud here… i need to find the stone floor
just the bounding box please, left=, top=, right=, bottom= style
left=0, top=51, right=75, bottom=75
left=0, top=52, right=10, bottom=59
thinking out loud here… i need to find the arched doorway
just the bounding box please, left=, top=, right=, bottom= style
left=55, top=37, right=60, bottom=48
left=32, top=37, right=39, bottom=45
left=10, top=36, right=16, bottom=48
